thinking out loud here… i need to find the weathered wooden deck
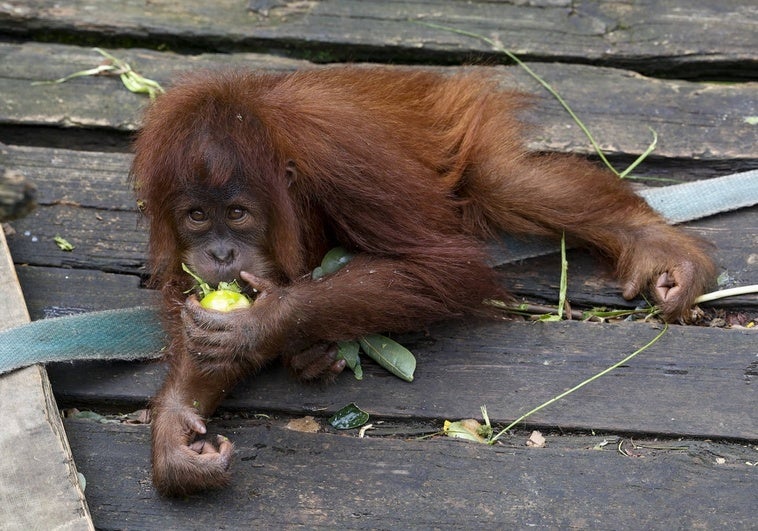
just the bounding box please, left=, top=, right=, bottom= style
left=1, top=1, right=756, bottom=529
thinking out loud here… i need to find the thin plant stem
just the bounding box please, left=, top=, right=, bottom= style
left=489, top=324, right=669, bottom=443
left=414, top=21, right=615, bottom=172
left=413, top=20, right=657, bottom=178
left=695, top=285, right=758, bottom=304
left=557, top=232, right=568, bottom=319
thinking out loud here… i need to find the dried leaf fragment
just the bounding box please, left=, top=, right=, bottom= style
left=443, top=418, right=488, bottom=443
left=526, top=430, right=546, bottom=448
left=286, top=416, right=321, bottom=433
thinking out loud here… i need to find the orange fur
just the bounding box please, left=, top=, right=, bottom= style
left=132, top=67, right=715, bottom=496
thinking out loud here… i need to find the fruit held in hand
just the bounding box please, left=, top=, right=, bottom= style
left=182, top=263, right=252, bottom=312
left=199, top=287, right=251, bottom=311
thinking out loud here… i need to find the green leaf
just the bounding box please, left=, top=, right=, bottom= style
left=336, top=340, right=363, bottom=380
left=359, top=334, right=416, bottom=382
left=33, top=48, right=164, bottom=100
left=309, top=248, right=417, bottom=382
left=329, top=402, right=369, bottom=429
left=181, top=262, right=212, bottom=297
left=216, top=279, right=245, bottom=294
left=53, top=235, right=74, bottom=252
left=31, top=64, right=115, bottom=86
left=70, top=410, right=106, bottom=422
left=312, top=246, right=355, bottom=279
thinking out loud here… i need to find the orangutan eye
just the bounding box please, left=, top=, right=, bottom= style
left=188, top=209, right=207, bottom=222
left=227, top=206, right=247, bottom=221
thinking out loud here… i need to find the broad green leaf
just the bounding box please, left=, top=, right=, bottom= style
left=329, top=403, right=369, bottom=429
left=312, top=246, right=355, bottom=279
left=336, top=340, right=363, bottom=380
left=359, top=334, right=416, bottom=382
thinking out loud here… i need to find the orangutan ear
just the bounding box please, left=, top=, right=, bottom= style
left=285, top=160, right=297, bottom=188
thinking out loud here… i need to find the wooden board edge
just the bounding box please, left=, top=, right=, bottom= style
left=0, top=228, right=94, bottom=530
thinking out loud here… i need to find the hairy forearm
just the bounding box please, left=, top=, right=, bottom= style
left=283, top=253, right=501, bottom=343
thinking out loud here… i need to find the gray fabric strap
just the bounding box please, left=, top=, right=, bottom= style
left=1, top=170, right=757, bottom=374
left=638, top=169, right=758, bottom=224
left=0, top=307, right=166, bottom=374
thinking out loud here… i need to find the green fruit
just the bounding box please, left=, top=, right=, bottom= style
left=200, top=290, right=251, bottom=312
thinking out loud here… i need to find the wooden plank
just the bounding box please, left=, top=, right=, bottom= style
left=0, top=144, right=137, bottom=210
left=63, top=420, right=758, bottom=528
left=1, top=0, right=755, bottom=78
left=49, top=318, right=758, bottom=440
left=0, top=234, right=28, bottom=325
left=14, top=265, right=159, bottom=320
left=500, top=208, right=758, bottom=312
left=9, top=207, right=756, bottom=319
left=7, top=203, right=146, bottom=273
left=0, top=231, right=93, bottom=529
left=7, top=198, right=756, bottom=314
left=0, top=42, right=305, bottom=134
left=0, top=145, right=147, bottom=272
left=3, top=142, right=755, bottom=318
left=2, top=42, right=756, bottom=159
left=5, top=139, right=755, bottom=311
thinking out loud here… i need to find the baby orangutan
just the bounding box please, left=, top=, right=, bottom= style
left=131, top=67, right=715, bottom=496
